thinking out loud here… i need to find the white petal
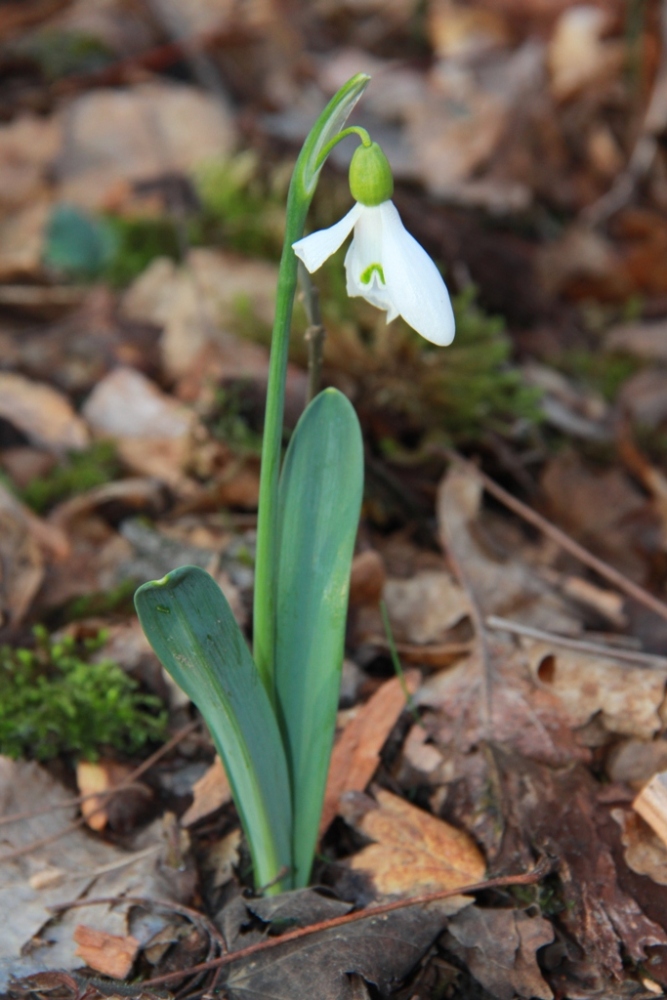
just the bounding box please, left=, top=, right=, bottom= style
left=344, top=235, right=393, bottom=314
left=292, top=202, right=363, bottom=273
left=380, top=202, right=455, bottom=346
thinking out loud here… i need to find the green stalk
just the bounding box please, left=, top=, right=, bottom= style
left=253, top=73, right=370, bottom=697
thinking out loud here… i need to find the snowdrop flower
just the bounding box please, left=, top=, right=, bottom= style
left=293, top=140, right=455, bottom=346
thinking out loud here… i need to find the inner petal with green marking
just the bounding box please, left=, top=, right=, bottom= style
left=360, top=262, right=385, bottom=285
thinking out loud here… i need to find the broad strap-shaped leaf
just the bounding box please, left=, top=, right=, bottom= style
left=135, top=566, right=293, bottom=893
left=275, top=389, right=363, bottom=887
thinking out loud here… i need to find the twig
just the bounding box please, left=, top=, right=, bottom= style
left=449, top=452, right=667, bottom=627
left=486, top=615, right=667, bottom=669
left=298, top=262, right=326, bottom=404
left=136, top=859, right=554, bottom=988
left=379, top=600, right=420, bottom=724
left=0, top=722, right=199, bottom=859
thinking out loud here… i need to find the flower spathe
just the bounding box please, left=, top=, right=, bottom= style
left=292, top=200, right=455, bottom=347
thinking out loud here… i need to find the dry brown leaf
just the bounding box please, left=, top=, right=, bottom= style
left=606, top=739, right=667, bottom=789
left=0, top=482, right=45, bottom=626
left=0, top=372, right=89, bottom=453
left=76, top=761, right=135, bottom=832
left=82, top=367, right=196, bottom=489
left=320, top=672, right=420, bottom=835
left=349, top=550, right=385, bottom=607
left=204, top=828, right=242, bottom=889
left=0, top=202, right=50, bottom=282
left=613, top=808, right=667, bottom=886
left=73, top=925, right=140, bottom=980
left=383, top=571, right=469, bottom=644
left=634, top=771, right=667, bottom=850
left=348, top=788, right=485, bottom=899
left=49, top=477, right=165, bottom=530
left=0, top=114, right=61, bottom=213
left=527, top=641, right=667, bottom=738
left=57, top=83, right=236, bottom=210
left=181, top=755, right=232, bottom=828
left=447, top=905, right=554, bottom=1000
left=548, top=5, right=624, bottom=102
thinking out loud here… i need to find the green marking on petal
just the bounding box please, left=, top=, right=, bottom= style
left=360, top=263, right=385, bottom=285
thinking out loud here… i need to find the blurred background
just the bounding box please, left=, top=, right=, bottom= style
left=0, top=0, right=667, bottom=635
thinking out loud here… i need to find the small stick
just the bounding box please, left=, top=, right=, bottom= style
left=450, top=452, right=667, bottom=627
left=298, top=262, right=326, bottom=403
left=486, top=615, right=667, bottom=670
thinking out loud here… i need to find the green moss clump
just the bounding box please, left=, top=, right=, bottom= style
left=192, top=152, right=288, bottom=259
left=14, top=29, right=113, bottom=80
left=103, top=216, right=181, bottom=287
left=20, top=441, right=120, bottom=514
left=553, top=349, right=641, bottom=403
left=0, top=626, right=167, bottom=762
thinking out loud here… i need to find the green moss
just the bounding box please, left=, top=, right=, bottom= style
left=0, top=626, right=167, bottom=762
left=207, top=383, right=263, bottom=455
left=20, top=441, right=120, bottom=514
left=13, top=29, right=113, bottom=80
left=104, top=216, right=181, bottom=287
left=553, top=349, right=641, bottom=402
left=192, top=152, right=287, bottom=259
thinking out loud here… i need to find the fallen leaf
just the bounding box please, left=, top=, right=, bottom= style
left=0, top=113, right=61, bottom=213
left=383, top=571, right=470, bottom=644
left=224, top=898, right=454, bottom=1000
left=320, top=673, right=420, bottom=835
left=606, top=739, right=667, bottom=788
left=204, top=829, right=242, bottom=889
left=0, top=757, right=169, bottom=990
left=77, top=760, right=133, bottom=832
left=82, top=366, right=195, bottom=488
left=605, top=318, right=667, bottom=363
left=181, top=755, right=232, bottom=828
left=528, top=641, right=667, bottom=738
left=349, top=550, right=385, bottom=607
left=347, top=789, right=485, bottom=899
left=73, top=925, right=139, bottom=980
left=548, top=5, right=624, bottom=102
left=437, top=464, right=582, bottom=634
left=613, top=808, right=667, bottom=886
left=0, top=202, right=50, bottom=281
left=56, top=83, right=236, bottom=210
left=447, top=905, right=554, bottom=1000
left=634, top=771, right=667, bottom=850
left=0, top=372, right=89, bottom=453
left=0, top=482, right=45, bottom=626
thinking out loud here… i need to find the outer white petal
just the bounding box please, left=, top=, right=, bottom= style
left=292, top=202, right=363, bottom=273
left=380, top=202, right=455, bottom=346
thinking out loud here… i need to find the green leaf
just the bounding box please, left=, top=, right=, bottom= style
left=135, top=566, right=293, bottom=893
left=44, top=203, right=117, bottom=277
left=295, top=73, right=370, bottom=197
left=274, top=389, right=363, bottom=886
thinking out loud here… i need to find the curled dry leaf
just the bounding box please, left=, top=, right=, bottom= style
left=383, top=571, right=470, bottom=644
left=346, top=788, right=485, bottom=902
left=72, top=925, right=139, bottom=980
left=447, top=905, right=554, bottom=1000
left=528, top=641, right=667, bottom=738
left=613, top=808, right=667, bottom=887
left=320, top=673, right=420, bottom=835
left=181, top=755, right=232, bottom=828
left=0, top=482, right=45, bottom=627
left=0, top=372, right=89, bottom=453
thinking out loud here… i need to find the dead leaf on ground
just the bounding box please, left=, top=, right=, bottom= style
left=437, top=464, right=582, bottom=634
left=181, top=755, right=232, bottom=828
left=446, top=905, right=554, bottom=1000
left=72, top=925, right=140, bottom=980
left=527, top=641, right=667, bottom=738
left=0, top=482, right=45, bottom=627
left=383, top=571, right=470, bottom=644
left=345, top=788, right=485, bottom=902
left=0, top=757, right=172, bottom=990
left=56, top=83, right=236, bottom=210
left=613, top=808, right=667, bottom=887
left=82, top=366, right=196, bottom=489
left=223, top=896, right=454, bottom=1000
left=320, top=672, right=420, bottom=835
left=606, top=739, right=667, bottom=789
left=76, top=760, right=153, bottom=833
left=0, top=372, right=89, bottom=453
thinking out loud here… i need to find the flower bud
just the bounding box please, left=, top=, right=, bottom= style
left=348, top=141, right=394, bottom=207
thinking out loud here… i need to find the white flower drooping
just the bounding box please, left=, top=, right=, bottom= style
left=292, top=141, right=455, bottom=347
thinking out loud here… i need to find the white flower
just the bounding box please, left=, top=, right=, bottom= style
left=292, top=200, right=455, bottom=346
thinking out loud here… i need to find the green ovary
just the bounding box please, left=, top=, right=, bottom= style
left=360, top=263, right=385, bottom=285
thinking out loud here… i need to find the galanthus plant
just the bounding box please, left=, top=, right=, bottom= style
left=135, top=74, right=455, bottom=895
